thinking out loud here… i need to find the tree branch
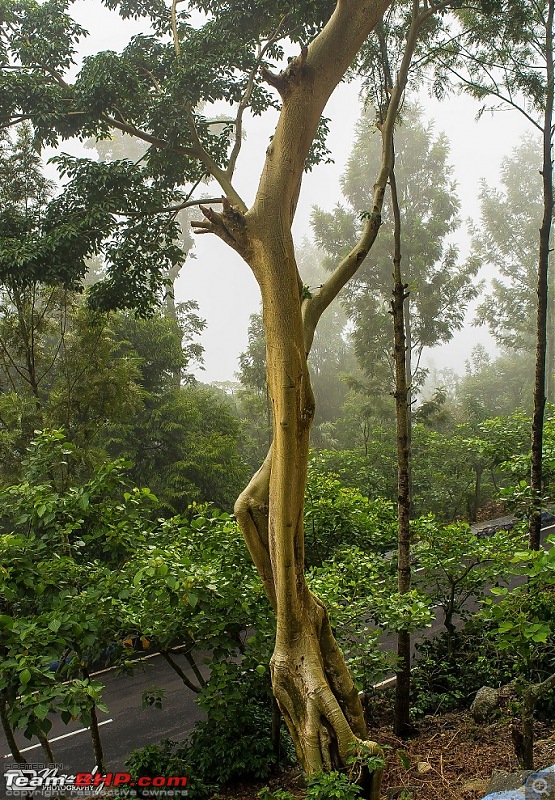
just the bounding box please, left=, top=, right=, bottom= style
left=250, top=0, right=393, bottom=227
left=191, top=198, right=251, bottom=257
left=234, top=447, right=276, bottom=609
left=159, top=649, right=201, bottom=694
left=184, top=108, right=247, bottom=212
left=302, top=1, right=428, bottom=349
left=226, top=17, right=290, bottom=180
left=171, top=0, right=181, bottom=57
left=102, top=114, right=198, bottom=155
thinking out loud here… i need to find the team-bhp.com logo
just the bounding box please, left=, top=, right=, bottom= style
left=3, top=765, right=188, bottom=796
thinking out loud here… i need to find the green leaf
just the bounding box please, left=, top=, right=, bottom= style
left=0, top=614, right=14, bottom=631
left=20, top=669, right=31, bottom=686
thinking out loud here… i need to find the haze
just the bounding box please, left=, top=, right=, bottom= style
left=70, top=1, right=532, bottom=384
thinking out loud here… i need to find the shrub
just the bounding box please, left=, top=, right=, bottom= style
left=124, top=739, right=216, bottom=800
left=304, top=472, right=397, bottom=566
left=126, top=642, right=295, bottom=797
left=185, top=658, right=294, bottom=785
left=410, top=623, right=515, bottom=717
left=306, top=771, right=362, bottom=799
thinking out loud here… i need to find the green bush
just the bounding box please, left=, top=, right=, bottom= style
left=186, top=655, right=295, bottom=785
left=304, top=471, right=397, bottom=566
left=258, top=771, right=364, bottom=800
left=125, top=739, right=216, bottom=799
left=410, top=623, right=515, bottom=717
left=126, top=648, right=295, bottom=797
left=305, top=771, right=363, bottom=799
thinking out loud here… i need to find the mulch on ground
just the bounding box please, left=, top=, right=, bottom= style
left=212, top=710, right=555, bottom=800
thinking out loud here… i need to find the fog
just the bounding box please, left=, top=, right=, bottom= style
left=69, top=2, right=534, bottom=384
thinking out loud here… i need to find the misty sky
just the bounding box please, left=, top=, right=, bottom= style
left=69, top=2, right=533, bottom=385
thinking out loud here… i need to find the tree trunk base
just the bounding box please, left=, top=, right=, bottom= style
left=271, top=593, right=383, bottom=799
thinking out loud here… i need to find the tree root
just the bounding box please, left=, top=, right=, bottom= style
left=270, top=602, right=383, bottom=799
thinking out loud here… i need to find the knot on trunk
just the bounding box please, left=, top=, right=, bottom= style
left=191, top=198, right=251, bottom=258
left=260, top=45, right=308, bottom=99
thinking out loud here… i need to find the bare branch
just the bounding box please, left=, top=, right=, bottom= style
left=129, top=196, right=224, bottom=216
left=226, top=16, right=290, bottom=180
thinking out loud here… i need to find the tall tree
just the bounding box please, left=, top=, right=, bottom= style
left=0, top=0, right=456, bottom=787
left=471, top=138, right=546, bottom=357
left=313, top=101, right=477, bottom=736
left=433, top=0, right=555, bottom=549
left=312, top=104, right=478, bottom=401
left=0, top=124, right=59, bottom=407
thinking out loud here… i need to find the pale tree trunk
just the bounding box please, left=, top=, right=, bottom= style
left=193, top=1, right=442, bottom=790
left=530, top=0, right=554, bottom=551
left=237, top=211, right=382, bottom=785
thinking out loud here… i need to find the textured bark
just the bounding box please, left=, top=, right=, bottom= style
left=520, top=671, right=555, bottom=769
left=1, top=691, right=26, bottom=764
left=530, top=0, right=554, bottom=550
left=390, top=168, right=413, bottom=737
left=195, top=0, right=438, bottom=788
left=252, top=220, right=385, bottom=786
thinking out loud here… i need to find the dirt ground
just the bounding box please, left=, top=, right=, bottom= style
left=213, top=710, right=555, bottom=800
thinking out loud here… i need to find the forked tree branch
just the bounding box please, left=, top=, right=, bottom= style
left=184, top=108, right=248, bottom=212
left=302, top=0, right=434, bottom=349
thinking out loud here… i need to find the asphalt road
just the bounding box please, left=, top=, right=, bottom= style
left=0, top=608, right=449, bottom=779
left=1, top=650, right=206, bottom=778
left=2, top=521, right=553, bottom=782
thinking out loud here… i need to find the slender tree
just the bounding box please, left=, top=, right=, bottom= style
left=389, top=162, right=414, bottom=736
left=433, top=0, right=555, bottom=549
left=312, top=104, right=477, bottom=401
left=471, top=139, right=547, bottom=356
